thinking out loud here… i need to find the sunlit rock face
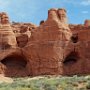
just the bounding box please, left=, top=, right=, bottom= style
left=0, top=12, right=17, bottom=50
left=0, top=12, right=10, bottom=24
left=24, top=8, right=90, bottom=76
left=0, top=12, right=36, bottom=77
left=23, top=8, right=72, bottom=76
left=0, top=8, right=90, bottom=77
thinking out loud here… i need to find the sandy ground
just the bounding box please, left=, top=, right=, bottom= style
left=0, top=74, right=13, bottom=83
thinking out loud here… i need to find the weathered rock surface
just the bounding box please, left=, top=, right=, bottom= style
left=0, top=8, right=90, bottom=77
left=23, top=8, right=72, bottom=75
left=0, top=13, right=36, bottom=77
left=0, top=12, right=17, bottom=50
left=0, top=12, right=10, bottom=24
left=84, top=20, right=90, bottom=27
left=12, top=22, right=37, bottom=48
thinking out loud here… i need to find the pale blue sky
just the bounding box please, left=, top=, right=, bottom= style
left=0, top=0, right=90, bottom=25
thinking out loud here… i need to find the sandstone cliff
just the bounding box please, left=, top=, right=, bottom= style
left=23, top=8, right=72, bottom=75
left=0, top=9, right=90, bottom=77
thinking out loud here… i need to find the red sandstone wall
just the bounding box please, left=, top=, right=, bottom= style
left=0, top=9, right=90, bottom=77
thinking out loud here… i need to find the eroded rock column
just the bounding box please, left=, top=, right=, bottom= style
left=0, top=12, right=17, bottom=50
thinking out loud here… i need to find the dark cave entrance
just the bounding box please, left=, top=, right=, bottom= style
left=63, top=51, right=79, bottom=65
left=1, top=54, right=29, bottom=77
left=71, top=34, right=78, bottom=43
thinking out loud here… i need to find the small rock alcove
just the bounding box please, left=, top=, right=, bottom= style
left=1, top=54, right=29, bottom=77
left=63, top=51, right=79, bottom=65
left=71, top=34, right=78, bottom=43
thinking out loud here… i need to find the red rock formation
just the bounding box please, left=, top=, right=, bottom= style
left=16, top=34, right=28, bottom=48
left=0, top=13, right=17, bottom=49
left=0, top=48, right=30, bottom=77
left=0, top=8, right=90, bottom=77
left=84, top=20, right=90, bottom=27
left=12, top=22, right=37, bottom=48
left=23, top=8, right=72, bottom=76
left=0, top=12, right=10, bottom=24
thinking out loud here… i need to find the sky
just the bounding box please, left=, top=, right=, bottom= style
left=0, top=0, right=90, bottom=25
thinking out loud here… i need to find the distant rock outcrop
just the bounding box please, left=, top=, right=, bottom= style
left=84, top=20, right=90, bottom=27
left=0, top=12, right=10, bottom=24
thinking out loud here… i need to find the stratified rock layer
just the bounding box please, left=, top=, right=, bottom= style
left=0, top=12, right=17, bottom=50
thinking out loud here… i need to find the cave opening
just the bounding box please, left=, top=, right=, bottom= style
left=1, top=54, right=28, bottom=77
left=63, top=51, right=79, bottom=65
left=71, top=34, right=78, bottom=43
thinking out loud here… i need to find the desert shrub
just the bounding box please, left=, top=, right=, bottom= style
left=43, top=83, right=57, bottom=90
left=15, top=87, right=32, bottom=90
left=0, top=75, right=90, bottom=90
left=86, top=81, right=90, bottom=89
left=85, top=76, right=90, bottom=81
